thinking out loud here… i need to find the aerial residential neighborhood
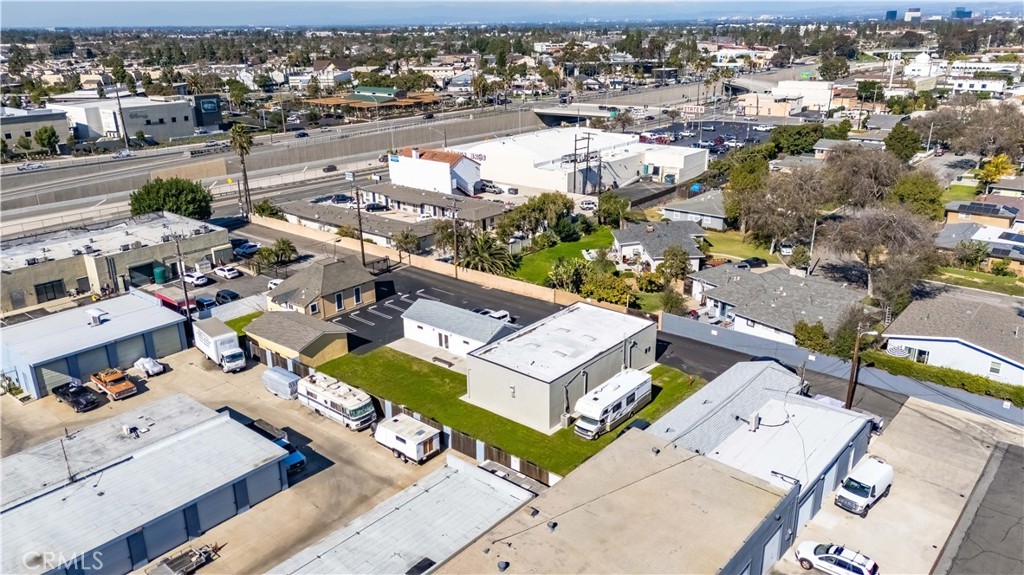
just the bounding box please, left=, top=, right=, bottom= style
left=1, top=2, right=1023, bottom=575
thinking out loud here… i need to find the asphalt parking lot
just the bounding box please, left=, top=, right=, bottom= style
left=332, top=266, right=563, bottom=354
left=156, top=270, right=277, bottom=304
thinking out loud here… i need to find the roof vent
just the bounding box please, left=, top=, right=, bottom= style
left=86, top=309, right=108, bottom=326
left=646, top=224, right=655, bottom=233
left=71, top=249, right=83, bottom=256
left=120, top=244, right=131, bottom=252
left=24, top=257, right=39, bottom=266
left=83, top=245, right=95, bottom=254
left=749, top=411, right=761, bottom=432
left=161, top=235, right=172, bottom=243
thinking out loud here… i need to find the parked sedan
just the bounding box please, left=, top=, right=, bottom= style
left=752, top=124, right=775, bottom=132
left=233, top=242, right=261, bottom=257
left=182, top=272, right=209, bottom=286
left=214, top=265, right=242, bottom=279
left=677, top=130, right=696, bottom=137
left=215, top=289, right=241, bottom=305
left=794, top=542, right=879, bottom=575
left=702, top=125, right=716, bottom=132
left=739, top=257, right=768, bottom=268
left=364, top=202, right=388, bottom=212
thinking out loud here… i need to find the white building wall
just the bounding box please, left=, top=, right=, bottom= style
left=732, top=314, right=797, bottom=345
left=451, top=159, right=481, bottom=193
left=773, top=81, right=834, bottom=111
left=478, top=156, right=571, bottom=193
left=389, top=155, right=455, bottom=193
left=402, top=318, right=485, bottom=357
left=885, top=336, right=1024, bottom=386
left=951, top=79, right=1007, bottom=94
left=664, top=209, right=727, bottom=231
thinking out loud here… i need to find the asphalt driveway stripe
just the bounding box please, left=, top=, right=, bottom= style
left=415, top=289, right=439, bottom=301
left=384, top=301, right=408, bottom=312
left=367, top=306, right=393, bottom=319
left=347, top=313, right=374, bottom=326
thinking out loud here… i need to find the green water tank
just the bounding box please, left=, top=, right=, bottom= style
left=153, top=266, right=167, bottom=284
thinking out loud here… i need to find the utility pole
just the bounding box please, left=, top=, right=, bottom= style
left=845, top=327, right=879, bottom=409
left=446, top=196, right=464, bottom=278
left=174, top=236, right=194, bottom=332
left=353, top=184, right=366, bottom=267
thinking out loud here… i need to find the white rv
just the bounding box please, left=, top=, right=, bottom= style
left=574, top=369, right=653, bottom=440
left=297, top=372, right=377, bottom=431
left=373, top=413, right=441, bottom=464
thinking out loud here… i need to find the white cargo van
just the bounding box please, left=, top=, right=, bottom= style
left=574, top=370, right=653, bottom=440
left=297, top=372, right=376, bottom=430
left=372, top=413, right=441, bottom=464
left=835, top=455, right=894, bottom=517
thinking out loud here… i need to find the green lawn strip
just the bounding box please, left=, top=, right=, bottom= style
left=635, top=291, right=663, bottom=312
left=703, top=230, right=773, bottom=260
left=941, top=184, right=978, bottom=203
left=224, top=312, right=263, bottom=335
left=514, top=227, right=614, bottom=284
left=318, top=348, right=703, bottom=475
left=934, top=267, right=1024, bottom=297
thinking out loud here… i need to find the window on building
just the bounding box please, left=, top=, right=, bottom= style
left=3, top=133, right=10, bottom=139
left=335, top=292, right=345, bottom=310
left=417, top=325, right=423, bottom=330
left=746, top=319, right=755, bottom=327
left=34, top=279, right=66, bottom=303
left=184, top=115, right=189, bottom=121
left=145, top=119, right=151, bottom=125
left=914, top=349, right=930, bottom=364
left=353, top=286, right=362, bottom=304
left=990, top=361, right=1002, bottom=375
left=171, top=117, right=177, bottom=122
left=309, top=302, right=320, bottom=315
left=158, top=118, right=165, bottom=124
left=958, top=213, right=971, bottom=220
left=24, top=131, right=31, bottom=138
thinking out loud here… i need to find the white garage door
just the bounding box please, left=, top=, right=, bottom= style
left=197, top=487, right=236, bottom=533
left=246, top=465, right=282, bottom=507
left=824, top=462, right=839, bottom=494
left=797, top=494, right=815, bottom=533
left=115, top=336, right=147, bottom=368
left=143, top=511, right=188, bottom=559
left=81, top=537, right=133, bottom=575
left=34, top=359, right=70, bottom=395
left=152, top=325, right=183, bottom=358
left=761, top=526, right=783, bottom=575
left=76, top=347, right=110, bottom=379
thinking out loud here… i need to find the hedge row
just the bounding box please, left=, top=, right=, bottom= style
left=862, top=350, right=1024, bottom=408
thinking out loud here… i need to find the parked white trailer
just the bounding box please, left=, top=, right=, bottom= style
left=193, top=318, right=246, bottom=372
left=372, top=413, right=441, bottom=464
left=573, top=369, right=653, bottom=440
left=297, top=372, right=376, bottom=430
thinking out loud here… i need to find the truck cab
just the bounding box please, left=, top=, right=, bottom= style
left=835, top=456, right=893, bottom=517
left=247, top=418, right=307, bottom=474
left=90, top=368, right=138, bottom=401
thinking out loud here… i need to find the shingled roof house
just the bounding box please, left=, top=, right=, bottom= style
left=612, top=221, right=707, bottom=272
left=267, top=258, right=376, bottom=320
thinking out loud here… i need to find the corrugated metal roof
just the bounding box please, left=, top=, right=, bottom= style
left=0, top=291, right=185, bottom=367
left=271, top=456, right=532, bottom=575
left=1, top=395, right=285, bottom=575
left=401, top=300, right=517, bottom=345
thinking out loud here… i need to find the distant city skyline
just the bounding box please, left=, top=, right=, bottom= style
left=1, top=0, right=1021, bottom=29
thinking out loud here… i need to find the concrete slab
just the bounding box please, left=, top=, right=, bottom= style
left=771, top=397, right=1024, bottom=575
left=388, top=337, right=466, bottom=374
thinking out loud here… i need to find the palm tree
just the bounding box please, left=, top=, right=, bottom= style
left=229, top=124, right=254, bottom=218
left=460, top=232, right=516, bottom=275
left=253, top=247, right=278, bottom=275
left=272, top=238, right=298, bottom=264
left=392, top=229, right=420, bottom=263
left=186, top=73, right=204, bottom=95
left=612, top=110, right=635, bottom=133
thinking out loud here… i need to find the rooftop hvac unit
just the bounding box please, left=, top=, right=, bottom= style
left=25, top=258, right=39, bottom=266
left=83, top=245, right=95, bottom=254
left=201, top=225, right=212, bottom=233
left=131, top=241, right=142, bottom=249
left=192, top=228, right=202, bottom=236
left=161, top=235, right=172, bottom=243
left=120, top=244, right=131, bottom=252
left=71, top=249, right=83, bottom=256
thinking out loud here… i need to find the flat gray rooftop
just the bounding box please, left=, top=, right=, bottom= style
left=1, top=212, right=224, bottom=272
left=271, top=456, right=532, bottom=575
left=469, top=303, right=654, bottom=383
left=1, top=395, right=285, bottom=575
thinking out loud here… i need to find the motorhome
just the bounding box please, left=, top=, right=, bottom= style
left=835, top=455, right=894, bottom=517
left=372, top=413, right=441, bottom=464
left=574, top=369, right=653, bottom=440
left=297, top=372, right=377, bottom=431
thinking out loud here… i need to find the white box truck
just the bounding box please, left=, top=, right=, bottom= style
left=372, top=413, right=441, bottom=464
left=574, top=369, right=653, bottom=440
left=298, top=372, right=377, bottom=430
left=835, top=455, right=894, bottom=517
left=193, top=318, right=246, bottom=373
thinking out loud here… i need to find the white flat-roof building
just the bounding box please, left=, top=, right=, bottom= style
left=48, top=96, right=196, bottom=142
left=401, top=299, right=519, bottom=357
left=1, top=290, right=186, bottom=399
left=465, top=303, right=657, bottom=434
left=0, top=106, right=70, bottom=150
left=1, top=395, right=289, bottom=575
left=772, top=80, right=834, bottom=111
left=450, top=127, right=708, bottom=195
left=273, top=456, right=532, bottom=574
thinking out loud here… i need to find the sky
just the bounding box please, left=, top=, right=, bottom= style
left=1, top=1, right=1020, bottom=28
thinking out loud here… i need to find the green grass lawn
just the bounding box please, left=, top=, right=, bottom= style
left=317, top=348, right=704, bottom=475
left=934, top=267, right=1024, bottom=297
left=703, top=230, right=773, bottom=260
left=224, top=312, right=263, bottom=335
left=514, top=227, right=614, bottom=284
left=635, top=291, right=663, bottom=312
left=942, top=184, right=978, bottom=203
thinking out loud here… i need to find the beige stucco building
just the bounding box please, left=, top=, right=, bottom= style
left=1, top=106, right=70, bottom=151
left=266, top=258, right=377, bottom=320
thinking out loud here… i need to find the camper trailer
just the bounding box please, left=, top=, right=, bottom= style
left=297, top=372, right=376, bottom=431
left=372, top=414, right=441, bottom=464
left=574, top=370, right=653, bottom=440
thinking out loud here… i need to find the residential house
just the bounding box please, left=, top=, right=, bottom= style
left=401, top=300, right=519, bottom=357
left=612, top=221, right=707, bottom=272
left=689, top=267, right=868, bottom=345
left=388, top=147, right=481, bottom=195
left=267, top=258, right=376, bottom=319
left=845, top=131, right=890, bottom=147
left=358, top=182, right=505, bottom=231
left=988, top=176, right=1024, bottom=198
left=244, top=311, right=352, bottom=371
left=864, top=113, right=909, bottom=131
left=770, top=155, right=824, bottom=173
left=935, top=222, right=1024, bottom=274
left=882, top=293, right=1023, bottom=386
left=661, top=188, right=727, bottom=231
left=278, top=200, right=436, bottom=252
left=813, top=138, right=885, bottom=159
left=944, top=201, right=1019, bottom=229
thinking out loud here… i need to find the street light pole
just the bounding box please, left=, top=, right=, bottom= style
left=845, top=327, right=879, bottom=409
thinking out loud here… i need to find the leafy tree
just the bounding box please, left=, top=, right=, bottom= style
left=789, top=245, right=810, bottom=269
left=990, top=258, right=1014, bottom=277
left=580, top=273, right=633, bottom=306
left=817, top=55, right=850, bottom=81
left=597, top=191, right=630, bottom=229
left=48, top=35, right=75, bottom=57
left=460, top=232, right=516, bottom=275
left=305, top=109, right=321, bottom=124
left=252, top=199, right=281, bottom=218
left=657, top=245, right=692, bottom=282
left=611, top=110, right=635, bottom=133
left=0, top=139, right=8, bottom=157
left=794, top=320, right=831, bottom=354
left=552, top=216, right=580, bottom=243
left=336, top=225, right=359, bottom=239
left=828, top=307, right=865, bottom=359
left=977, top=154, right=1015, bottom=191
left=888, top=171, right=943, bottom=219
left=547, top=257, right=589, bottom=293
left=6, top=44, right=30, bottom=76
left=272, top=238, right=298, bottom=264
left=65, top=133, right=76, bottom=150
left=33, top=125, right=60, bottom=154
left=857, top=80, right=884, bottom=102
left=135, top=130, right=146, bottom=142
left=746, top=167, right=821, bottom=250
left=306, top=76, right=322, bottom=98
left=953, top=240, right=990, bottom=270
left=636, top=272, right=664, bottom=293
left=227, top=80, right=248, bottom=109
left=886, top=96, right=915, bottom=115
left=229, top=124, right=254, bottom=217
left=822, top=119, right=852, bottom=140
left=252, top=247, right=278, bottom=275
left=5, top=95, right=23, bottom=109
left=884, top=123, right=922, bottom=162
left=129, top=177, right=213, bottom=220
left=823, top=144, right=906, bottom=206
left=392, top=229, right=420, bottom=261
left=660, top=286, right=688, bottom=315
left=769, top=124, right=824, bottom=155
left=16, top=136, right=32, bottom=151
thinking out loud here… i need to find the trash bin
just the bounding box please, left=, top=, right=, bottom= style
left=153, top=266, right=167, bottom=284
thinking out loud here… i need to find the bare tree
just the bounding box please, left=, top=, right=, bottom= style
left=957, top=100, right=1024, bottom=165
left=825, top=206, right=936, bottom=297
left=823, top=144, right=906, bottom=207
left=745, top=167, right=822, bottom=251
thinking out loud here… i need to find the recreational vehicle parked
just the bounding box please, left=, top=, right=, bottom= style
left=574, top=370, right=653, bottom=440
left=297, top=372, right=377, bottom=431
left=372, top=413, right=441, bottom=464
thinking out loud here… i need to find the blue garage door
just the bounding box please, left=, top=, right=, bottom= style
left=197, top=487, right=236, bottom=533
left=246, top=465, right=283, bottom=506
left=80, top=538, right=132, bottom=575
left=143, top=511, right=188, bottom=559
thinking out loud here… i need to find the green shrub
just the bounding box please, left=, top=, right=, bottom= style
left=619, top=270, right=636, bottom=279
left=532, top=231, right=558, bottom=250
left=863, top=350, right=1024, bottom=407
left=636, top=271, right=664, bottom=293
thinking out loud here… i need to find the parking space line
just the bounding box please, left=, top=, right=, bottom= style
left=331, top=318, right=357, bottom=332
left=384, top=300, right=408, bottom=312
left=401, top=294, right=418, bottom=304
left=367, top=306, right=393, bottom=319
left=416, top=289, right=439, bottom=301
left=431, top=288, right=455, bottom=296
left=347, top=312, right=375, bottom=326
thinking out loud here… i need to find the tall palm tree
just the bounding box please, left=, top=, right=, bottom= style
left=229, top=124, right=254, bottom=218
left=460, top=232, right=516, bottom=275
left=186, top=73, right=204, bottom=95
left=272, top=238, right=298, bottom=264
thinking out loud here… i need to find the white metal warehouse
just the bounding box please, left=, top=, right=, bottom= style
left=0, top=291, right=186, bottom=398
left=1, top=395, right=289, bottom=575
